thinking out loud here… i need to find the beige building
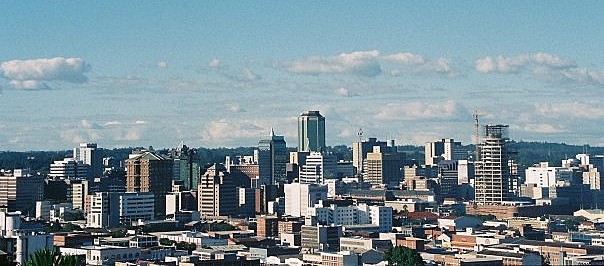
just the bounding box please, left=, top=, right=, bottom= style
left=0, top=169, right=44, bottom=212
left=363, top=146, right=404, bottom=188
left=126, top=151, right=173, bottom=218
left=198, top=164, right=236, bottom=217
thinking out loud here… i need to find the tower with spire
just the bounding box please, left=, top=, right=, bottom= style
left=257, top=129, right=288, bottom=186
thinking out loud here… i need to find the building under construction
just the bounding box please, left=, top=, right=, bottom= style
left=474, top=124, right=514, bottom=205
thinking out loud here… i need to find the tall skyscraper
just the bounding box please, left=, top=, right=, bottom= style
left=170, top=142, right=200, bottom=191
left=353, top=137, right=388, bottom=175
left=73, top=143, right=103, bottom=179
left=474, top=125, right=513, bottom=205
left=198, top=164, right=236, bottom=217
left=258, top=129, right=288, bottom=186
left=126, top=151, right=173, bottom=218
left=298, top=111, right=325, bottom=152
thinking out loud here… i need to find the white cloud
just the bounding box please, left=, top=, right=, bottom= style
left=284, top=51, right=461, bottom=78
left=432, top=58, right=454, bottom=74
left=515, top=123, right=567, bottom=134
left=532, top=53, right=576, bottom=69
left=209, top=59, right=220, bottom=68
left=475, top=55, right=530, bottom=73
left=283, top=50, right=382, bottom=77
left=241, top=68, right=261, bottom=81
left=384, top=53, right=459, bottom=77
left=335, top=87, right=350, bottom=97
left=383, top=52, right=426, bottom=65
left=201, top=119, right=266, bottom=144
left=157, top=61, right=168, bottom=68
left=8, top=80, right=50, bottom=90
left=475, top=53, right=578, bottom=74
left=227, top=103, right=244, bottom=112
left=121, top=129, right=141, bottom=141
left=375, top=100, right=468, bottom=121
left=0, top=57, right=90, bottom=89
left=559, top=68, right=604, bottom=86
left=104, top=121, right=122, bottom=126
left=80, top=119, right=103, bottom=130
left=535, top=102, right=604, bottom=119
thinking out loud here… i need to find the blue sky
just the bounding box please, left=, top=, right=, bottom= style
left=1, top=2, right=604, bottom=150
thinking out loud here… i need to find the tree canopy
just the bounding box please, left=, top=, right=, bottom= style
left=385, top=246, right=425, bottom=266
left=26, top=248, right=82, bottom=266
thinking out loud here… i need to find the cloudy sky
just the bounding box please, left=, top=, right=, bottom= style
left=1, top=2, right=604, bottom=150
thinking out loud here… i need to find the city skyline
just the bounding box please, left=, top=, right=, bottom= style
left=2, top=2, right=604, bottom=150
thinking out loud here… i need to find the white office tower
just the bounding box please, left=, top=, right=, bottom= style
left=474, top=125, right=513, bottom=205
left=299, top=152, right=337, bottom=184
left=284, top=183, right=327, bottom=217
left=87, top=192, right=154, bottom=228
left=425, top=138, right=467, bottom=166
left=49, top=158, right=89, bottom=180
left=73, top=143, right=103, bottom=178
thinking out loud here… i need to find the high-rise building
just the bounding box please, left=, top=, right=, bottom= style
left=284, top=183, right=327, bottom=217
left=301, top=224, right=342, bottom=251
left=437, top=160, right=459, bottom=201
left=258, top=129, right=288, bottom=186
left=170, top=142, right=201, bottom=191
left=474, top=125, right=513, bottom=205
left=197, top=164, right=236, bottom=217
left=353, top=138, right=388, bottom=175
left=298, top=111, right=325, bottom=152
left=425, top=138, right=467, bottom=166
left=73, top=143, right=103, bottom=178
left=49, top=158, right=89, bottom=180
left=0, top=169, right=44, bottom=212
left=299, top=152, right=337, bottom=184
left=126, top=151, right=173, bottom=218
left=70, top=180, right=89, bottom=210
left=87, top=192, right=154, bottom=228
left=363, top=146, right=405, bottom=188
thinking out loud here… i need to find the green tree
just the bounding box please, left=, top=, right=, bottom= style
left=25, top=248, right=82, bottom=266
left=384, top=246, right=425, bottom=266
left=159, top=238, right=174, bottom=246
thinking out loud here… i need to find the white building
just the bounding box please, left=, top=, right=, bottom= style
left=306, top=202, right=393, bottom=232
left=156, top=231, right=228, bottom=247
left=284, top=183, right=327, bottom=217
left=119, top=192, right=155, bottom=223
left=61, top=245, right=140, bottom=266
left=425, top=138, right=467, bottom=166
left=73, top=143, right=103, bottom=178
left=525, top=162, right=574, bottom=187
left=49, top=158, right=89, bottom=180
left=87, top=192, right=154, bottom=228
left=35, top=201, right=51, bottom=220
left=299, top=152, right=337, bottom=184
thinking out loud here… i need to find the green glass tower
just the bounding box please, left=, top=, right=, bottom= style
left=297, top=110, right=325, bottom=152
